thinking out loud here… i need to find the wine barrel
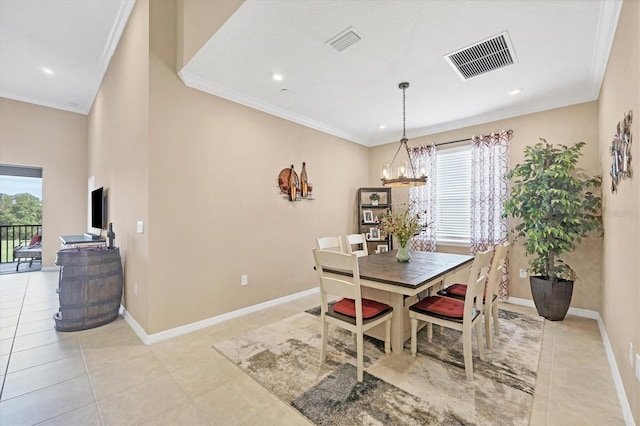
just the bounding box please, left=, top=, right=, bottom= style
left=54, top=247, right=123, bottom=332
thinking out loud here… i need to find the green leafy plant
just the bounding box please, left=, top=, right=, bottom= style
left=369, top=193, right=381, bottom=202
left=504, top=139, right=602, bottom=284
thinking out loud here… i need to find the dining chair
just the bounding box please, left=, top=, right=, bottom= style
left=312, top=248, right=393, bottom=382
left=315, top=236, right=344, bottom=252
left=438, top=243, right=509, bottom=349
left=342, top=233, right=369, bottom=257
left=409, top=248, right=492, bottom=380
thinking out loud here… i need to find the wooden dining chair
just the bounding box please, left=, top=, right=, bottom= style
left=409, top=249, right=492, bottom=380
left=438, top=243, right=509, bottom=349
left=315, top=236, right=344, bottom=252
left=312, top=249, right=393, bottom=382
left=342, top=233, right=369, bottom=257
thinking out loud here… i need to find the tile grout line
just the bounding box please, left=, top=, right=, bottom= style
left=78, top=340, right=106, bottom=425
left=546, top=320, right=556, bottom=426
left=0, top=274, right=31, bottom=400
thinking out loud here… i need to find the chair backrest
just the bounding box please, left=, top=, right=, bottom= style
left=343, top=233, right=368, bottom=257
left=316, top=236, right=344, bottom=252
left=487, top=242, right=510, bottom=298
left=464, top=249, right=493, bottom=319
left=312, top=249, right=364, bottom=321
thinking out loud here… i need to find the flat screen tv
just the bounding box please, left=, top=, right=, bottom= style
left=91, top=187, right=105, bottom=229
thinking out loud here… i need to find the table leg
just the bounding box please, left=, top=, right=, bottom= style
left=388, top=293, right=406, bottom=354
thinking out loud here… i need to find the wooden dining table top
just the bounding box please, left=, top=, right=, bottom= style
left=326, top=250, right=474, bottom=289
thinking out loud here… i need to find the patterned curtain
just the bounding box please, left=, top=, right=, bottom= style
left=408, top=145, right=437, bottom=252
left=470, top=130, right=512, bottom=298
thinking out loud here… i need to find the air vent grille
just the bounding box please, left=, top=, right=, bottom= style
left=327, top=28, right=362, bottom=52
left=445, top=32, right=516, bottom=80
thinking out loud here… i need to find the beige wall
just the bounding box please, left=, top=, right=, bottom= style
left=598, top=0, right=640, bottom=421
left=146, top=0, right=369, bottom=333
left=176, top=0, right=243, bottom=70
left=88, top=0, right=150, bottom=330
left=370, top=101, right=602, bottom=311
left=0, top=98, right=87, bottom=266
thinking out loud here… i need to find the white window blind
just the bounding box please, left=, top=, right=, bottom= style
left=436, top=145, right=471, bottom=244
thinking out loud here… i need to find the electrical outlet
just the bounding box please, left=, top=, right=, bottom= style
left=519, top=269, right=527, bottom=278
left=134, top=282, right=138, bottom=295
left=241, top=275, right=248, bottom=286
left=630, top=343, right=634, bottom=367
left=636, top=354, right=640, bottom=380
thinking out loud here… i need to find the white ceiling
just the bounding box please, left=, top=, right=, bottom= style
left=0, top=1, right=623, bottom=147
left=0, top=0, right=134, bottom=114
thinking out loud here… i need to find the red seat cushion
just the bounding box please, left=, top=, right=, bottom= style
left=410, top=296, right=464, bottom=319
left=29, top=235, right=42, bottom=246
left=440, top=283, right=488, bottom=299
left=333, top=298, right=390, bottom=319
left=443, top=283, right=467, bottom=297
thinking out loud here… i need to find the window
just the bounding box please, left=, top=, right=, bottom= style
left=436, top=145, right=471, bottom=244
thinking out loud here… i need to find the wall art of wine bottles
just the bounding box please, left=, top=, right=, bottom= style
left=277, top=162, right=314, bottom=201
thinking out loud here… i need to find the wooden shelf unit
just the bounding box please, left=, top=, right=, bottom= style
left=357, top=187, right=393, bottom=254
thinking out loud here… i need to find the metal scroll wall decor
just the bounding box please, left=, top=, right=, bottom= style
left=609, top=110, right=633, bottom=193
left=277, top=162, right=314, bottom=202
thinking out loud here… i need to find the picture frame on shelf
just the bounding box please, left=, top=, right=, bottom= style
left=370, top=227, right=380, bottom=240
left=363, top=210, right=374, bottom=223
left=377, top=244, right=388, bottom=253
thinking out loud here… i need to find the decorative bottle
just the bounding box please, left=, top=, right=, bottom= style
left=288, top=164, right=297, bottom=201
left=300, top=162, right=308, bottom=198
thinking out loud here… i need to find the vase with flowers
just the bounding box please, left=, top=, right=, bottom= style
left=379, top=205, right=426, bottom=262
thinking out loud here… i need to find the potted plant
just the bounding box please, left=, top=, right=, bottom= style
left=504, top=139, right=601, bottom=321
left=369, top=193, right=381, bottom=206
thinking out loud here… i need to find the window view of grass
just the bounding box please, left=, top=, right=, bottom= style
left=0, top=175, right=43, bottom=265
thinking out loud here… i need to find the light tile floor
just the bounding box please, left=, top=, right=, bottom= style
left=0, top=270, right=626, bottom=425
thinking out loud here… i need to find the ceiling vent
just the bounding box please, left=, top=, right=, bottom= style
left=327, top=27, right=362, bottom=52
left=445, top=32, right=517, bottom=80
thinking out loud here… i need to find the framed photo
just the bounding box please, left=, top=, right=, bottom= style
left=370, top=227, right=380, bottom=240
left=377, top=244, right=388, bottom=253
left=363, top=210, right=374, bottom=223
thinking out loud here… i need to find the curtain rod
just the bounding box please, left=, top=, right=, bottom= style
left=434, top=137, right=472, bottom=147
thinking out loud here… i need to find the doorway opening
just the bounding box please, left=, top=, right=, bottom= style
left=0, top=164, right=43, bottom=274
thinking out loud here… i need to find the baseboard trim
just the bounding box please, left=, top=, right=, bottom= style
left=504, top=296, right=633, bottom=425
left=122, top=287, right=319, bottom=345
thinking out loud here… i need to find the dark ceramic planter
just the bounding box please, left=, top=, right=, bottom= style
left=529, top=276, right=574, bottom=321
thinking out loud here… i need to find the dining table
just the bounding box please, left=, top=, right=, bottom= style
left=324, top=249, right=473, bottom=354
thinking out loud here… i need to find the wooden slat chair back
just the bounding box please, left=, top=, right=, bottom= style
left=409, top=248, right=493, bottom=380
left=484, top=242, right=510, bottom=348
left=313, top=249, right=393, bottom=382
left=342, top=233, right=368, bottom=257
left=315, top=236, right=344, bottom=252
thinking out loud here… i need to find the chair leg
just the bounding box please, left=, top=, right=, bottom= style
left=485, top=309, right=493, bottom=350
left=356, top=332, right=364, bottom=382
left=475, top=320, right=486, bottom=361
left=463, top=328, right=473, bottom=380
left=493, top=303, right=500, bottom=336
left=427, top=322, right=433, bottom=342
left=320, top=320, right=328, bottom=362
left=384, top=319, right=391, bottom=354
left=410, top=318, right=418, bottom=356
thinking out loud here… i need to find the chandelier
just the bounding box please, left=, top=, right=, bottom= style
left=381, top=82, right=427, bottom=187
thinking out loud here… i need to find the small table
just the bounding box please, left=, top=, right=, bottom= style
left=326, top=250, right=473, bottom=353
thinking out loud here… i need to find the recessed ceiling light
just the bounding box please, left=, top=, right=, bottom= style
left=272, top=72, right=284, bottom=81
left=508, top=87, right=523, bottom=95
left=378, top=124, right=386, bottom=130
left=42, top=67, right=54, bottom=75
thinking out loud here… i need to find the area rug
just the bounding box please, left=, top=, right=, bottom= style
left=213, top=307, right=543, bottom=425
